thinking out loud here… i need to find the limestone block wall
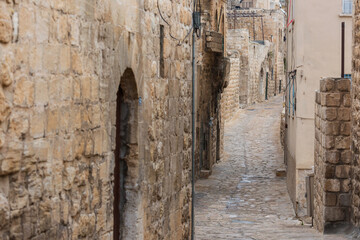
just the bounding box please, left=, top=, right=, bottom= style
left=314, top=78, right=351, bottom=232
left=225, top=9, right=285, bottom=110
left=228, top=8, right=286, bottom=95
left=248, top=40, right=275, bottom=103
left=195, top=0, right=228, bottom=177
left=0, top=0, right=194, bottom=239
left=226, top=29, right=250, bottom=106
left=221, top=52, right=240, bottom=121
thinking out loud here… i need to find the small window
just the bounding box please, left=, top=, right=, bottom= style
left=342, top=0, right=352, bottom=14
left=160, top=25, right=164, bottom=78
left=344, top=74, right=352, bottom=80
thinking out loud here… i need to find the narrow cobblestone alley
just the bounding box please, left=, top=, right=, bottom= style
left=195, top=96, right=349, bottom=240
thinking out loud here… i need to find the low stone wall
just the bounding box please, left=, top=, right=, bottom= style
left=314, top=78, right=351, bottom=232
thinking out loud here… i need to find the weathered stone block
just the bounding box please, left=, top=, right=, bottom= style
left=0, top=151, right=21, bottom=175
left=320, top=78, right=335, bottom=92
left=13, top=75, right=34, bottom=107
left=325, top=165, right=335, bottom=178
left=335, top=136, right=350, bottom=150
left=321, top=93, right=341, bottom=107
left=0, top=90, right=11, bottom=123
left=325, top=179, right=340, bottom=192
left=315, top=127, right=321, bottom=142
left=19, top=5, right=35, bottom=41
left=325, top=151, right=340, bottom=164
left=59, top=46, right=71, bottom=73
left=34, top=77, right=49, bottom=106
left=340, top=150, right=352, bottom=164
left=321, top=121, right=339, bottom=135
left=46, top=108, right=59, bottom=134
left=9, top=113, right=29, bottom=137
left=43, top=45, right=59, bottom=73
left=343, top=93, right=351, bottom=107
left=322, top=135, right=334, bottom=149
left=71, top=48, right=83, bottom=74
left=337, top=108, right=351, bottom=121
left=341, top=179, right=351, bottom=193
left=315, top=91, right=321, bottom=104
left=340, top=122, right=351, bottom=136
left=335, top=165, right=350, bottom=178
left=339, top=194, right=351, bottom=207
left=325, top=192, right=337, bottom=206
left=336, top=79, right=351, bottom=92
left=0, top=7, right=12, bottom=43
left=324, top=207, right=346, bottom=221
left=321, top=108, right=337, bottom=121
left=1, top=62, right=13, bottom=87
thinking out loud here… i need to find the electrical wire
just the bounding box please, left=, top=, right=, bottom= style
left=282, top=70, right=296, bottom=113
left=157, top=0, right=195, bottom=46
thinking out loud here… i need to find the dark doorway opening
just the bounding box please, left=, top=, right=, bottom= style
left=216, top=117, right=221, bottom=162
left=114, top=87, right=127, bottom=240
left=114, top=68, right=139, bottom=240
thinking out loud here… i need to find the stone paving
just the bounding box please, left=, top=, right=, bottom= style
left=195, top=96, right=350, bottom=240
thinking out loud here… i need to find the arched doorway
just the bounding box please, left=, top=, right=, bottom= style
left=114, top=68, right=139, bottom=240
left=259, top=68, right=264, bottom=99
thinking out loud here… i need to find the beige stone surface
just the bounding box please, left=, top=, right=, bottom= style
left=224, top=8, right=286, bottom=114
left=314, top=78, right=352, bottom=232
left=352, top=0, right=360, bottom=228
left=0, top=0, right=202, bottom=239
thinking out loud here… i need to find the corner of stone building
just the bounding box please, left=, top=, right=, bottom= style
left=313, top=77, right=352, bottom=233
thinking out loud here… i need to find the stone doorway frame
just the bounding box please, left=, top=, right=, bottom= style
left=114, top=68, right=140, bottom=240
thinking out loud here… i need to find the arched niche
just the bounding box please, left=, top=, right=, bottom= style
left=114, top=68, right=141, bottom=240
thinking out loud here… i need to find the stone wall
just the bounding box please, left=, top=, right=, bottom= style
left=223, top=8, right=285, bottom=113
left=195, top=0, right=228, bottom=177
left=226, top=29, right=249, bottom=107
left=248, top=40, right=272, bottom=103
left=221, top=52, right=240, bottom=121
left=314, top=78, right=351, bottom=232
left=0, top=0, right=195, bottom=239
left=229, top=8, right=286, bottom=96
left=352, top=0, right=360, bottom=227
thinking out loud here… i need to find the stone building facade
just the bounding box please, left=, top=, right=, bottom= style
left=312, top=0, right=360, bottom=233
left=221, top=7, right=285, bottom=121
left=351, top=0, right=360, bottom=229
left=314, top=78, right=351, bottom=232
left=0, top=0, right=227, bottom=239
left=284, top=0, right=353, bottom=218
left=195, top=0, right=229, bottom=178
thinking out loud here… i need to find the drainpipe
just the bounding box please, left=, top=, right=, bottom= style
left=265, top=72, right=268, bottom=100
left=341, top=22, right=345, bottom=78
left=191, top=1, right=200, bottom=239
left=191, top=21, right=196, bottom=240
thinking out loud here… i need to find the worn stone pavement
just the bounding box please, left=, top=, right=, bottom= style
left=195, top=96, right=350, bottom=240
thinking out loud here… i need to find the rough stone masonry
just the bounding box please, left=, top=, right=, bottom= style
left=0, top=0, right=204, bottom=239
left=352, top=0, right=360, bottom=228
left=314, top=78, right=352, bottom=232
left=221, top=7, right=286, bottom=122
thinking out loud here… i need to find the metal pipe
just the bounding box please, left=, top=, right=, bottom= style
left=341, top=22, right=345, bottom=78
left=191, top=0, right=196, bottom=239
left=265, top=72, right=268, bottom=100
left=261, top=16, right=264, bottom=42
left=252, top=15, right=255, bottom=40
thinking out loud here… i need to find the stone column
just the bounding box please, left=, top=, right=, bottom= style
left=314, top=78, right=351, bottom=232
